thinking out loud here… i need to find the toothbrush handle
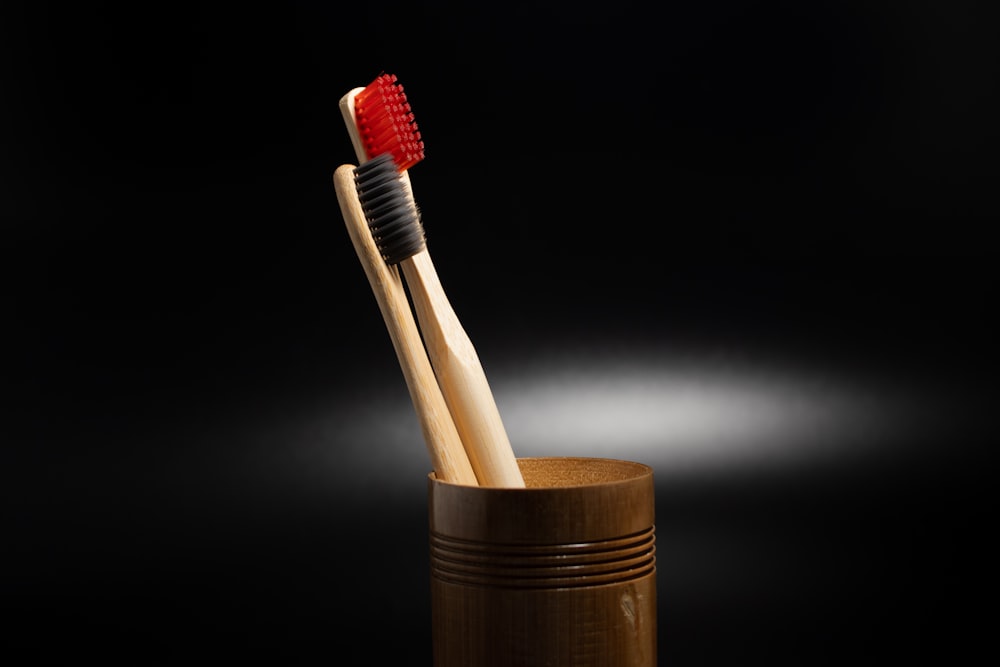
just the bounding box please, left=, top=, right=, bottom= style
left=402, top=251, right=525, bottom=488
left=334, top=165, right=478, bottom=486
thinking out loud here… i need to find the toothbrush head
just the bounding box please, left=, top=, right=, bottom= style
left=353, top=73, right=426, bottom=171
left=353, top=152, right=426, bottom=265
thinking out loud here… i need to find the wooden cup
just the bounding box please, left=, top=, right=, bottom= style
left=428, top=457, right=657, bottom=667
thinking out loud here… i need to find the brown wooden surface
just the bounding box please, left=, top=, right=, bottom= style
left=429, top=457, right=657, bottom=666
left=429, top=457, right=654, bottom=543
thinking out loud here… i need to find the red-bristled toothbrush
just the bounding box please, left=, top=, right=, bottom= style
left=339, top=73, right=524, bottom=488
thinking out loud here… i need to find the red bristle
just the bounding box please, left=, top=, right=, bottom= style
left=355, top=73, right=426, bottom=171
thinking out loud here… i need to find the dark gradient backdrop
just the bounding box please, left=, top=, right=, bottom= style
left=3, top=2, right=997, bottom=665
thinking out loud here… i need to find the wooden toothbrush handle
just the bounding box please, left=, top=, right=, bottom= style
left=402, top=252, right=525, bottom=488
left=333, top=165, right=478, bottom=486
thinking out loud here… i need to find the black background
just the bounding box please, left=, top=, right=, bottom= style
left=3, top=1, right=997, bottom=665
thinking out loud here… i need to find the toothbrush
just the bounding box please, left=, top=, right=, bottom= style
left=333, top=164, right=477, bottom=486
left=339, top=74, right=525, bottom=488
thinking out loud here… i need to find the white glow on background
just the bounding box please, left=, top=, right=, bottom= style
left=289, top=343, right=916, bottom=492
left=490, top=347, right=907, bottom=477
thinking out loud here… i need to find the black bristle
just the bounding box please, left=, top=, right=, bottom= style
left=353, top=153, right=426, bottom=265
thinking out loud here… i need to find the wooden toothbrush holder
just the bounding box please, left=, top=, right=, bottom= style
left=428, top=457, right=657, bottom=667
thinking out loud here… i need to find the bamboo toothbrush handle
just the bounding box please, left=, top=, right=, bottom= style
left=402, top=252, right=525, bottom=488
left=333, top=165, right=478, bottom=486
left=339, top=88, right=367, bottom=164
